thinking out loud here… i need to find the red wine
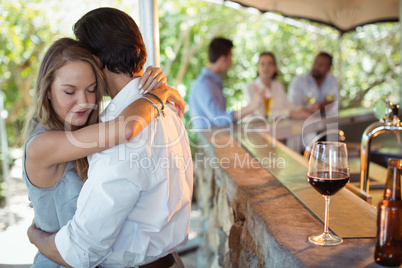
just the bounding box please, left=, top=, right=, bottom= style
left=307, top=171, right=349, bottom=196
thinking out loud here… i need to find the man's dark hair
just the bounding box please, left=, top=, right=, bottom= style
left=318, top=52, right=333, bottom=66
left=73, top=7, right=146, bottom=76
left=208, top=37, right=233, bottom=63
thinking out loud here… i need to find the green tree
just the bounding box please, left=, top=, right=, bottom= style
left=0, top=0, right=55, bottom=202
left=1, top=0, right=54, bottom=146
left=341, top=24, right=400, bottom=108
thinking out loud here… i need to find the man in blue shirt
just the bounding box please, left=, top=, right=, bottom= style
left=288, top=52, right=338, bottom=116
left=189, top=37, right=259, bottom=129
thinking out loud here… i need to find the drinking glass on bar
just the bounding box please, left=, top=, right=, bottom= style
left=264, top=92, right=273, bottom=119
left=303, top=87, right=316, bottom=105
left=307, top=141, right=350, bottom=246
left=325, top=94, right=335, bottom=102
left=326, top=86, right=337, bottom=102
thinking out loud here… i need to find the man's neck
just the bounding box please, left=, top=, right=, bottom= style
left=312, top=72, right=327, bottom=89
left=314, top=78, right=322, bottom=88
left=206, top=63, right=223, bottom=76
left=103, top=69, right=143, bottom=99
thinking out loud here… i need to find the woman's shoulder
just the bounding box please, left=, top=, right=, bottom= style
left=24, top=121, right=50, bottom=167
left=27, top=120, right=48, bottom=138
left=23, top=121, right=48, bottom=151
left=245, top=79, right=258, bottom=91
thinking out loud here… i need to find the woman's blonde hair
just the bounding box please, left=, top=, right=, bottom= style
left=24, top=37, right=107, bottom=181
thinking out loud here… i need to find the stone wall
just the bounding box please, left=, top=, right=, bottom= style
left=193, top=132, right=302, bottom=268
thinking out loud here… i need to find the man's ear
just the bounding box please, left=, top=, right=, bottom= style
left=216, top=55, right=226, bottom=67
left=93, top=55, right=102, bottom=68
left=217, top=55, right=225, bottom=63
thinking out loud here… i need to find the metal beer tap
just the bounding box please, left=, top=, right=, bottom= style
left=360, top=101, right=402, bottom=199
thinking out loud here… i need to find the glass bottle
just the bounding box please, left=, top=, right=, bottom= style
left=374, top=158, right=402, bottom=267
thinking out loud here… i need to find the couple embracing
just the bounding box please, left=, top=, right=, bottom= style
left=24, top=7, right=192, bottom=268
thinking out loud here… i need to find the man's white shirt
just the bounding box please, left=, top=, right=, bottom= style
left=288, top=71, right=339, bottom=116
left=55, top=78, right=193, bottom=268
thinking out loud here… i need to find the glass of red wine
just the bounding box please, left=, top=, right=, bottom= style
left=307, top=141, right=350, bottom=246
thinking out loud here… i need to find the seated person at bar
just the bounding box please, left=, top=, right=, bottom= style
left=287, top=52, right=338, bottom=116
left=244, top=52, right=311, bottom=119
left=189, top=37, right=260, bottom=129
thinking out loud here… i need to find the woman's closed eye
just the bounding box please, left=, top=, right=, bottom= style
left=61, top=84, right=76, bottom=95
left=86, top=82, right=97, bottom=93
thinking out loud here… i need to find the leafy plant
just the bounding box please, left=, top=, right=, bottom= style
left=1, top=0, right=54, bottom=146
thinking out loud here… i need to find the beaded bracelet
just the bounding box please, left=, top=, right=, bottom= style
left=145, top=92, right=165, bottom=117
left=140, top=96, right=161, bottom=118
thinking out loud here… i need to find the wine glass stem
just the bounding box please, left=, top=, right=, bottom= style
left=324, top=195, right=331, bottom=235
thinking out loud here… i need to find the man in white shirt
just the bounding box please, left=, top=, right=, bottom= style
left=286, top=52, right=339, bottom=153
left=288, top=52, right=338, bottom=116
left=27, top=7, right=193, bottom=268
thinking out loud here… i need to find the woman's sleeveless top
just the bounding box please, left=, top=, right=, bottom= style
left=22, top=123, right=83, bottom=268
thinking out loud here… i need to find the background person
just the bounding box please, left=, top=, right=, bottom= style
left=287, top=52, right=339, bottom=153
left=28, top=8, right=192, bottom=268
left=244, top=52, right=310, bottom=120
left=189, top=37, right=260, bottom=129
left=287, top=52, right=338, bottom=116
left=23, top=37, right=183, bottom=267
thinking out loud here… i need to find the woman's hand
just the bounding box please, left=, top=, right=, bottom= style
left=139, top=66, right=167, bottom=94
left=167, top=87, right=186, bottom=119
left=152, top=85, right=185, bottom=119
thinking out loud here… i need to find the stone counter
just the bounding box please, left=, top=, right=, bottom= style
left=193, top=128, right=383, bottom=268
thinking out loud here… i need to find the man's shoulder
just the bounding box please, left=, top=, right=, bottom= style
left=296, top=72, right=310, bottom=80
left=162, top=103, right=181, bottom=119
left=148, top=104, right=186, bottom=134
left=326, top=72, right=337, bottom=81
left=194, top=70, right=214, bottom=84
left=190, top=72, right=216, bottom=97
left=290, top=72, right=308, bottom=87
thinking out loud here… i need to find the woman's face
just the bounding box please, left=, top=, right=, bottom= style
left=48, top=61, right=97, bottom=130
left=257, top=54, right=277, bottom=81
